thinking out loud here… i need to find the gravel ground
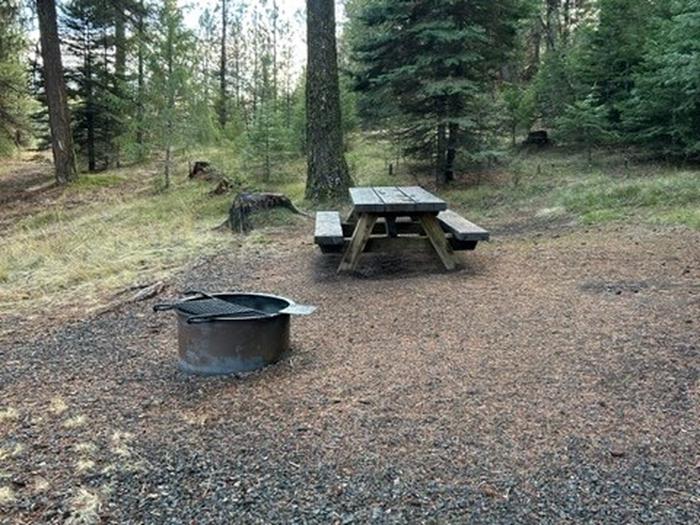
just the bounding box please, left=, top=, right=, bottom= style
left=1, top=223, right=698, bottom=524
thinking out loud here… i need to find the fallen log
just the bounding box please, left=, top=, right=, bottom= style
left=217, top=192, right=309, bottom=233
left=189, top=160, right=241, bottom=195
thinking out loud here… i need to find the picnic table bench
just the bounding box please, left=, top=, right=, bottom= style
left=314, top=186, right=489, bottom=272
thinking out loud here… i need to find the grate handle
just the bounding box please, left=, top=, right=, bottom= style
left=153, top=303, right=175, bottom=312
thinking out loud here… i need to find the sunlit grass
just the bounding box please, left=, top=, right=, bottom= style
left=0, top=486, right=16, bottom=505
left=0, top=162, right=233, bottom=319
left=0, top=407, right=19, bottom=422
left=1, top=141, right=697, bottom=325
left=65, top=488, right=102, bottom=525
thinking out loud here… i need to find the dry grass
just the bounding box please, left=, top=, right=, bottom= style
left=62, top=415, right=87, bottom=429
left=0, top=160, right=233, bottom=327
left=64, top=488, right=102, bottom=525
left=110, top=431, right=133, bottom=458
left=74, top=442, right=98, bottom=455
left=0, top=407, right=19, bottom=422
left=0, top=486, right=16, bottom=505
left=75, top=459, right=96, bottom=474
left=49, top=397, right=68, bottom=415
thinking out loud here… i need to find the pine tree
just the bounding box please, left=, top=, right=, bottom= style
left=0, top=1, right=30, bottom=155
left=556, top=93, right=616, bottom=163
left=147, top=0, right=195, bottom=188
left=624, top=0, right=700, bottom=159
left=582, top=0, right=657, bottom=124
left=62, top=0, right=114, bottom=171
left=352, top=0, right=523, bottom=184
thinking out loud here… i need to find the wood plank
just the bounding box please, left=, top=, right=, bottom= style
left=419, top=214, right=457, bottom=270
left=363, top=236, right=434, bottom=254
left=373, top=186, right=417, bottom=212
left=341, top=220, right=423, bottom=237
left=437, top=210, right=490, bottom=241
left=398, top=186, right=447, bottom=212
left=350, top=187, right=384, bottom=212
left=338, top=213, right=378, bottom=272
left=314, top=211, right=344, bottom=246
left=449, top=239, right=478, bottom=251
left=329, top=236, right=478, bottom=253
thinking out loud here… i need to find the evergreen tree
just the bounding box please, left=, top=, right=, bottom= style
left=624, top=0, right=700, bottom=159
left=582, top=0, right=657, bottom=124
left=62, top=0, right=117, bottom=171
left=147, top=0, right=195, bottom=188
left=501, top=83, right=536, bottom=145
left=0, top=1, right=30, bottom=155
left=555, top=93, right=616, bottom=163
left=352, top=0, right=523, bottom=184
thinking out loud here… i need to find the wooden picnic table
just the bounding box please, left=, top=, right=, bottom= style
left=314, top=186, right=489, bottom=273
left=340, top=186, right=455, bottom=272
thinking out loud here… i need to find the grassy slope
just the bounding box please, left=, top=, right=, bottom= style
left=449, top=148, right=699, bottom=229
left=0, top=139, right=697, bottom=321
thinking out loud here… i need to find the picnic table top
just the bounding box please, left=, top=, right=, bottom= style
left=349, top=186, right=447, bottom=213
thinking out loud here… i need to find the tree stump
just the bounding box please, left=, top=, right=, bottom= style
left=523, top=130, right=550, bottom=147
left=220, top=192, right=308, bottom=233
left=189, top=161, right=223, bottom=181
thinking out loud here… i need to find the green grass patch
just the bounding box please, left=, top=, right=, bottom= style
left=70, top=172, right=127, bottom=190
left=557, top=172, right=699, bottom=226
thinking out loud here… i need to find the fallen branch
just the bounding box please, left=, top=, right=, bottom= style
left=96, top=281, right=167, bottom=316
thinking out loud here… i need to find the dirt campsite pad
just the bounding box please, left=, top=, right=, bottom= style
left=1, top=223, right=698, bottom=523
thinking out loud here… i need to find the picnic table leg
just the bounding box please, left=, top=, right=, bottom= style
left=419, top=214, right=457, bottom=270
left=338, top=213, right=377, bottom=273
left=386, top=216, right=398, bottom=238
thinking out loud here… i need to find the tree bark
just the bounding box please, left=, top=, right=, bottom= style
left=435, top=122, right=447, bottom=185
left=305, top=0, right=351, bottom=200
left=114, top=4, right=126, bottom=167
left=85, top=33, right=96, bottom=172
left=544, top=0, right=558, bottom=52
left=445, top=122, right=458, bottom=182
left=136, top=0, right=145, bottom=152
left=36, top=0, right=77, bottom=184
left=164, top=7, right=174, bottom=189
left=218, top=0, right=227, bottom=128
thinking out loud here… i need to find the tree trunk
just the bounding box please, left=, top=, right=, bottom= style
left=562, top=0, right=571, bottom=45
left=164, top=7, right=174, bottom=189
left=136, top=0, right=145, bottom=152
left=218, top=0, right=227, bottom=128
left=86, top=38, right=96, bottom=172
left=545, top=0, right=558, bottom=52
left=36, top=0, right=77, bottom=184
left=435, top=122, right=447, bottom=185
left=271, top=0, right=278, bottom=101
left=445, top=122, right=458, bottom=182
left=164, top=144, right=171, bottom=189
left=114, top=5, right=126, bottom=167
left=305, top=0, right=351, bottom=201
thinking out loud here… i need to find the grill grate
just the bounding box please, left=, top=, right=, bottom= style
left=176, top=298, right=261, bottom=318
